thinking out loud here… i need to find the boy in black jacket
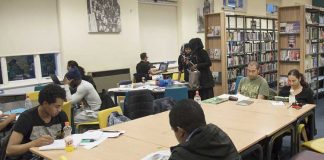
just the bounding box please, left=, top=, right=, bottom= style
left=168, top=99, right=241, bottom=160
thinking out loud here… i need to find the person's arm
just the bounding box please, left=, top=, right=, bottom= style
left=0, top=114, right=16, bottom=131
left=196, top=51, right=211, bottom=70
left=257, top=78, right=270, bottom=100
left=6, top=131, right=53, bottom=156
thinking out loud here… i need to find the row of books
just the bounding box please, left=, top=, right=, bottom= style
left=280, top=50, right=300, bottom=61
left=228, top=56, right=245, bottom=67
left=280, top=22, right=300, bottom=33
left=227, top=32, right=276, bottom=41
left=259, top=52, right=277, bottom=62
left=227, top=68, right=245, bottom=80
left=227, top=41, right=243, bottom=53
left=262, top=73, right=277, bottom=84
left=305, top=70, right=318, bottom=84
left=259, top=63, right=277, bottom=73
left=306, top=43, right=319, bottom=55
left=207, top=26, right=221, bottom=37
left=207, top=48, right=221, bottom=60
left=244, top=43, right=260, bottom=53
left=305, top=12, right=324, bottom=25
left=261, top=41, right=278, bottom=51
left=305, top=56, right=318, bottom=70
left=306, top=27, right=319, bottom=40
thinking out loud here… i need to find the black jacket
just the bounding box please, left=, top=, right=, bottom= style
left=169, top=124, right=241, bottom=160
left=189, top=38, right=214, bottom=89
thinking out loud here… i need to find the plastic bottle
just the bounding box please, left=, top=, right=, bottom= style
left=194, top=91, right=202, bottom=105
left=289, top=89, right=296, bottom=104
left=63, top=122, right=74, bottom=152
left=25, top=96, right=32, bottom=109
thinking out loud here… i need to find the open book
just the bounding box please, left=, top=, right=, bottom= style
left=142, top=150, right=171, bottom=160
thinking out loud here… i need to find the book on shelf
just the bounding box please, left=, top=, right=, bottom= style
left=207, top=26, right=221, bottom=37
left=319, top=14, right=324, bottom=25
left=288, top=35, right=296, bottom=48
left=280, top=22, right=300, bottom=33
left=280, top=50, right=300, bottom=61
left=212, top=71, right=222, bottom=84
left=305, top=13, right=312, bottom=24
left=208, top=48, right=221, bottom=60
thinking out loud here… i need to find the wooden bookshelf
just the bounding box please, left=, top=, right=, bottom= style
left=278, top=5, right=324, bottom=98
left=205, top=12, right=278, bottom=95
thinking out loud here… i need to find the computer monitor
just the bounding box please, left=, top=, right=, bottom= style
left=159, top=63, right=168, bottom=72
left=50, top=74, right=62, bottom=85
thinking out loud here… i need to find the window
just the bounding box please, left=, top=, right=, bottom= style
left=6, top=55, right=35, bottom=81
left=266, top=3, right=278, bottom=15
left=223, top=0, right=244, bottom=9
left=40, top=53, right=57, bottom=77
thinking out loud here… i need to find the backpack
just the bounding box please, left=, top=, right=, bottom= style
left=99, top=89, right=116, bottom=111
left=108, top=112, right=130, bottom=127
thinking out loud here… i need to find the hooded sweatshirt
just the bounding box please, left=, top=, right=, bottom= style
left=169, top=124, right=241, bottom=160
left=188, top=38, right=214, bottom=89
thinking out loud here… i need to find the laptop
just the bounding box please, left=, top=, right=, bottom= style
left=159, top=63, right=168, bottom=72
left=50, top=74, right=63, bottom=85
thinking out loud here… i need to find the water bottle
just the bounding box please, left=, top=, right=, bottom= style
left=25, top=96, right=32, bottom=109
left=289, top=89, right=296, bottom=104
left=63, top=122, right=74, bottom=152
left=194, top=91, right=202, bottom=105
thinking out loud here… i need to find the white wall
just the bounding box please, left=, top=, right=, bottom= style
left=0, top=0, right=60, bottom=56
left=139, top=3, right=178, bottom=62
left=57, top=0, right=140, bottom=73
left=177, top=0, right=205, bottom=47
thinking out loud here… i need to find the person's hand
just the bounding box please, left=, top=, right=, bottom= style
left=32, top=135, right=54, bottom=147
left=63, top=76, right=72, bottom=85
left=6, top=114, right=16, bottom=122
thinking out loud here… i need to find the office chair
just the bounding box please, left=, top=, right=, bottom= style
left=26, top=91, right=39, bottom=101
left=164, top=87, right=188, bottom=102
left=62, top=101, right=72, bottom=124
left=234, top=76, right=243, bottom=94
left=98, top=106, right=123, bottom=128
left=124, top=89, right=154, bottom=120
left=302, top=138, right=324, bottom=154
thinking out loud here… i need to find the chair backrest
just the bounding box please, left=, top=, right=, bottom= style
left=172, top=72, right=184, bottom=81
left=26, top=91, right=39, bottom=101
left=98, top=106, right=123, bottom=128
left=118, top=80, right=132, bottom=86
left=133, top=73, right=148, bottom=83
left=234, top=76, right=244, bottom=94
left=164, top=87, right=188, bottom=102
left=62, top=101, right=72, bottom=124
left=99, top=89, right=116, bottom=111
left=0, top=129, right=12, bottom=160
left=124, top=89, right=154, bottom=120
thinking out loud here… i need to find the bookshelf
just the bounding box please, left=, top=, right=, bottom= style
left=205, top=12, right=278, bottom=95
left=278, top=5, right=324, bottom=98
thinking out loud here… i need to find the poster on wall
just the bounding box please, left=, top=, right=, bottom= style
left=87, top=0, right=121, bottom=33
left=197, top=0, right=214, bottom=33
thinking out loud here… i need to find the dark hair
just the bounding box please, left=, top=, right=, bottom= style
left=67, top=60, right=85, bottom=76
left=288, top=69, right=309, bottom=88
left=140, top=53, right=147, bottom=60
left=248, top=61, right=260, bottom=70
left=38, top=84, right=66, bottom=105
left=169, top=99, right=206, bottom=133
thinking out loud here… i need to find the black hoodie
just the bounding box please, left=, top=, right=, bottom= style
left=169, top=124, right=241, bottom=160
left=188, top=38, right=214, bottom=89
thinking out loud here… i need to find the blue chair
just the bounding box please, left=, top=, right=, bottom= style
left=164, top=87, right=188, bottom=102
left=234, top=76, right=244, bottom=94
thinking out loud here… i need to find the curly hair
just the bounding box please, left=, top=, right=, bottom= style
left=38, top=84, right=66, bottom=105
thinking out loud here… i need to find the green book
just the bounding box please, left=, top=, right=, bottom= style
left=202, top=97, right=228, bottom=105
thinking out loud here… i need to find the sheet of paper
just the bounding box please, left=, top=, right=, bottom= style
left=271, top=101, right=285, bottom=106
left=38, top=134, right=82, bottom=151
left=141, top=150, right=171, bottom=160
left=83, top=133, right=110, bottom=150
left=82, top=130, right=103, bottom=140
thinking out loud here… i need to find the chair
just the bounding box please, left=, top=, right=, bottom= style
left=124, top=90, right=154, bottom=120
left=302, top=138, right=324, bottom=153
left=99, top=89, right=116, bottom=111
left=0, top=129, right=12, bottom=160
left=26, top=91, right=39, bottom=101
left=172, top=72, right=184, bottom=81
left=164, top=87, right=188, bottom=102
left=98, top=106, right=123, bottom=128
left=62, top=101, right=72, bottom=124
left=234, top=76, right=243, bottom=94
left=133, top=73, right=149, bottom=83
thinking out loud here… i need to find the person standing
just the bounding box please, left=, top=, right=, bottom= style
left=177, top=43, right=192, bottom=82
left=188, top=38, right=214, bottom=100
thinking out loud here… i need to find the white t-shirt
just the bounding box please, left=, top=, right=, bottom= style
left=65, top=80, right=101, bottom=111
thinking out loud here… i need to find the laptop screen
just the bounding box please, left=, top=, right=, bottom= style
left=159, top=63, right=168, bottom=71
left=50, top=74, right=62, bottom=85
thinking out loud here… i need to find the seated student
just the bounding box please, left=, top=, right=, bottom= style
left=67, top=60, right=97, bottom=90
left=237, top=61, right=269, bottom=99
left=0, top=113, right=16, bottom=131
left=64, top=67, right=102, bottom=123
left=168, top=99, right=241, bottom=160
left=279, top=69, right=314, bottom=104
left=6, top=84, right=68, bottom=159
left=136, top=52, right=162, bottom=81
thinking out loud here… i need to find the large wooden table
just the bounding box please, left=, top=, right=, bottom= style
left=30, top=99, right=316, bottom=160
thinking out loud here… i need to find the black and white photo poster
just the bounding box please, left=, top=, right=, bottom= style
left=87, top=0, right=121, bottom=33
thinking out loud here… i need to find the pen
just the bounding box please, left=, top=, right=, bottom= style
left=103, top=130, right=120, bottom=133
